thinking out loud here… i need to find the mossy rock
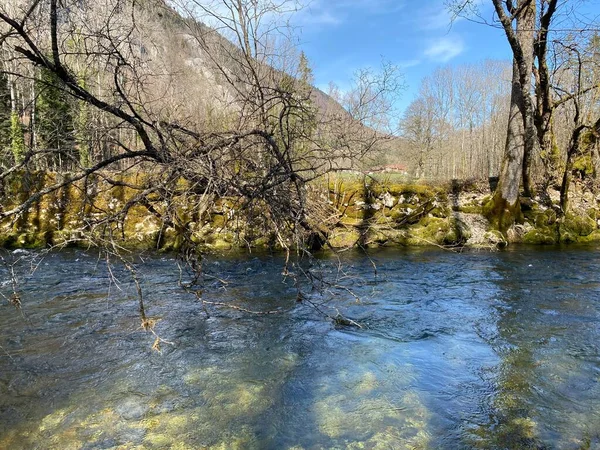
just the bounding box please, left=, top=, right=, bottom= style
left=341, top=205, right=368, bottom=220
left=533, top=209, right=557, bottom=227
left=11, top=232, right=49, bottom=248
left=387, top=208, right=405, bottom=222
left=561, top=212, right=596, bottom=237
left=572, top=154, right=594, bottom=178
left=482, top=194, right=523, bottom=234
left=365, top=229, right=390, bottom=247
left=523, top=228, right=557, bottom=245
left=251, top=235, right=274, bottom=248
left=484, top=230, right=508, bottom=247
left=575, top=229, right=600, bottom=243
left=328, top=229, right=360, bottom=248
left=339, top=216, right=363, bottom=227
left=403, top=217, right=457, bottom=246
left=51, top=230, right=85, bottom=247
left=386, top=183, right=438, bottom=199
left=373, top=214, right=392, bottom=225
left=211, top=214, right=227, bottom=228
left=208, top=239, right=233, bottom=250
left=430, top=205, right=450, bottom=218
left=449, top=217, right=472, bottom=243
left=158, top=227, right=183, bottom=251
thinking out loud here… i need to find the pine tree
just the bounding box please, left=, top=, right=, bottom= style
left=36, top=67, right=74, bottom=155
left=76, top=100, right=90, bottom=167
left=298, top=51, right=314, bottom=86
left=10, top=111, right=25, bottom=164
left=0, top=73, right=10, bottom=154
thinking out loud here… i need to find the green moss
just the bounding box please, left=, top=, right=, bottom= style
left=575, top=229, right=600, bottom=243
left=482, top=193, right=522, bottom=234
left=533, top=209, right=557, bottom=227
left=402, top=217, right=466, bottom=246
left=458, top=204, right=482, bottom=214
left=211, top=214, right=227, bottom=228
left=522, top=229, right=556, bottom=245
left=328, top=229, right=360, bottom=248
left=209, top=238, right=233, bottom=250
left=572, top=154, right=594, bottom=178
left=484, top=230, right=507, bottom=247
left=561, top=212, right=596, bottom=237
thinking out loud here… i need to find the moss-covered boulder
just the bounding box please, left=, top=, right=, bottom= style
left=559, top=211, right=597, bottom=243
left=328, top=229, right=361, bottom=248
left=522, top=228, right=557, bottom=245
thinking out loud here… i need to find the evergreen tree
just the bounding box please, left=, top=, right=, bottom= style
left=74, top=76, right=90, bottom=167
left=10, top=111, right=25, bottom=164
left=0, top=73, right=10, bottom=155
left=36, top=67, right=74, bottom=155
left=76, top=100, right=90, bottom=167
left=298, top=51, right=314, bottom=86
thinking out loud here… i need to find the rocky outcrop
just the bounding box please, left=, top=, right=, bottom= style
left=2, top=172, right=600, bottom=251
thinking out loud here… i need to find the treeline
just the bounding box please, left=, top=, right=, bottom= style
left=400, top=60, right=512, bottom=180
left=0, top=1, right=181, bottom=172
left=1, top=68, right=91, bottom=170
left=397, top=33, right=600, bottom=185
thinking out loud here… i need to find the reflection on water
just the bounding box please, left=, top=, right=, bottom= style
left=1, top=246, right=600, bottom=449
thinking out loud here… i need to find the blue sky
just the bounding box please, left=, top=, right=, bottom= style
left=292, top=0, right=598, bottom=113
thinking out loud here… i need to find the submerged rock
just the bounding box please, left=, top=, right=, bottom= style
left=115, top=397, right=150, bottom=421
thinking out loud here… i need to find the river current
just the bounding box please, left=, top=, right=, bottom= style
left=1, top=246, right=600, bottom=449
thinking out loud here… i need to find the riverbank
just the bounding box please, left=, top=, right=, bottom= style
left=2, top=171, right=599, bottom=250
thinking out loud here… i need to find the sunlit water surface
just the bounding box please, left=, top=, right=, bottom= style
left=1, top=246, right=600, bottom=449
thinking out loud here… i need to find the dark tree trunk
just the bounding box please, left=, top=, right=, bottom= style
left=560, top=125, right=586, bottom=211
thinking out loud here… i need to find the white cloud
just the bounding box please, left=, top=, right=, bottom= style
left=420, top=7, right=454, bottom=31
left=424, top=37, right=465, bottom=62
left=299, top=9, right=344, bottom=26
left=398, top=59, right=422, bottom=69
left=294, top=0, right=406, bottom=28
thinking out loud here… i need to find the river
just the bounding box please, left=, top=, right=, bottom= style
left=1, top=246, right=599, bottom=449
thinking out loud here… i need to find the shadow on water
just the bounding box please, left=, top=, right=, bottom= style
left=2, top=247, right=600, bottom=448
left=461, top=247, right=600, bottom=449
left=0, top=252, right=333, bottom=448
left=357, top=175, right=377, bottom=249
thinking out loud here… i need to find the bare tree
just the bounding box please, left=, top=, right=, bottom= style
left=0, top=0, right=400, bottom=322
left=486, top=0, right=537, bottom=230
left=449, top=0, right=600, bottom=231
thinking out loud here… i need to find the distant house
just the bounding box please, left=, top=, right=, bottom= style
left=368, top=164, right=408, bottom=175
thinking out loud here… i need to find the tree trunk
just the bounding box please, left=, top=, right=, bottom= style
left=518, top=2, right=537, bottom=198
left=487, top=0, right=536, bottom=232
left=560, top=125, right=585, bottom=211
left=534, top=0, right=559, bottom=192
left=487, top=61, right=525, bottom=230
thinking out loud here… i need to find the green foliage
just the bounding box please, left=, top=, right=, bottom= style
left=10, top=112, right=25, bottom=164
left=298, top=51, right=313, bottom=86
left=36, top=67, right=74, bottom=152
left=572, top=154, right=594, bottom=178
left=0, top=73, right=10, bottom=153
left=75, top=98, right=90, bottom=167
left=482, top=192, right=522, bottom=235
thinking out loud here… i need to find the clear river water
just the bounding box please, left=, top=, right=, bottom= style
left=1, top=246, right=600, bottom=449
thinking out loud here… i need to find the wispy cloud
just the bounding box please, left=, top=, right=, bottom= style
left=398, top=59, right=422, bottom=69
left=295, top=0, right=406, bottom=29
left=420, top=8, right=456, bottom=31
left=298, top=9, right=344, bottom=26
left=424, top=37, right=465, bottom=62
